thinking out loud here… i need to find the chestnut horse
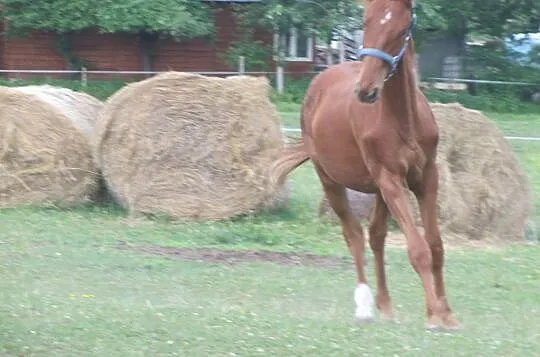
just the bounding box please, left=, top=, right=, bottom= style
left=271, top=0, right=460, bottom=330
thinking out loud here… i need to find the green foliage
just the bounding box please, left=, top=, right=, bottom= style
left=269, top=75, right=540, bottom=114
left=269, top=75, right=314, bottom=103
left=1, top=0, right=214, bottom=39
left=422, top=0, right=540, bottom=39
left=424, top=88, right=540, bottom=114
left=94, top=0, right=214, bottom=39
left=467, top=41, right=538, bottom=81
left=529, top=45, right=540, bottom=66
left=221, top=30, right=273, bottom=72
left=0, top=77, right=126, bottom=101
left=1, top=0, right=96, bottom=34
left=462, top=41, right=540, bottom=103
left=233, top=0, right=362, bottom=62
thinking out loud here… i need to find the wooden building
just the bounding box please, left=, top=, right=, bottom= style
left=0, top=0, right=316, bottom=76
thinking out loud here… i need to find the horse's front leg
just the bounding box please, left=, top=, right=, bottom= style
left=412, top=161, right=460, bottom=330
left=374, top=167, right=444, bottom=329
left=368, top=192, right=394, bottom=321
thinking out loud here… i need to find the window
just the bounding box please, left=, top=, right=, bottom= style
left=274, top=28, right=313, bottom=61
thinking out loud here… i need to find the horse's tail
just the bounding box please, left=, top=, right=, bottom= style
left=269, top=138, right=310, bottom=187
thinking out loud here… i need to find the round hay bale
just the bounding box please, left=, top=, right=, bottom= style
left=93, top=72, right=288, bottom=220
left=416, top=102, right=531, bottom=241
left=318, top=103, right=531, bottom=242
left=0, top=85, right=102, bottom=207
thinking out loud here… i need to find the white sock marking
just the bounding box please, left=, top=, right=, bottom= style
left=354, top=283, right=374, bottom=320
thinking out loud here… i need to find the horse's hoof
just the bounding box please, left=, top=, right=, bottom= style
left=425, top=316, right=442, bottom=331
left=379, top=311, right=397, bottom=324
left=425, top=315, right=462, bottom=332
left=442, top=315, right=462, bottom=331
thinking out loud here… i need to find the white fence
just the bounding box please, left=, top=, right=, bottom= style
left=0, top=57, right=301, bottom=93
left=1, top=67, right=538, bottom=142
left=1, top=67, right=538, bottom=92
left=280, top=126, right=540, bottom=142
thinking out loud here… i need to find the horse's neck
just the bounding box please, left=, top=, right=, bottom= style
left=381, top=49, right=419, bottom=142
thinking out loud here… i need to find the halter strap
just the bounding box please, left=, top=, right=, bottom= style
left=357, top=6, right=417, bottom=81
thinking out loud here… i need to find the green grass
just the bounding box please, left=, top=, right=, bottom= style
left=1, top=134, right=539, bottom=356
left=486, top=112, right=540, bottom=137
left=1, top=171, right=539, bottom=356
left=279, top=111, right=301, bottom=128
left=1, top=78, right=539, bottom=355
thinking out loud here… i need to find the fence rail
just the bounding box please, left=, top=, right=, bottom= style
left=0, top=67, right=537, bottom=140
left=281, top=127, right=540, bottom=141
left=0, top=69, right=537, bottom=87
left=426, top=77, right=538, bottom=86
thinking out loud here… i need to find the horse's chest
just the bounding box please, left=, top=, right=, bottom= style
left=365, top=134, right=427, bottom=176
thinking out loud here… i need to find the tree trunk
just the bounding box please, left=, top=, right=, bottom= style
left=54, top=32, right=80, bottom=79
left=139, top=32, right=159, bottom=75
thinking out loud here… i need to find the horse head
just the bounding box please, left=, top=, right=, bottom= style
left=355, top=0, right=415, bottom=103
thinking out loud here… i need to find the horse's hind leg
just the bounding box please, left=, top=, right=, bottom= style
left=368, top=192, right=394, bottom=320
left=314, top=166, right=373, bottom=321
left=412, top=162, right=460, bottom=330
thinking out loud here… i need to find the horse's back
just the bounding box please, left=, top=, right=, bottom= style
left=301, top=62, right=362, bottom=135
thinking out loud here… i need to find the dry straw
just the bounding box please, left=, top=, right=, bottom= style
left=93, top=72, right=288, bottom=220
left=319, top=102, right=531, bottom=241
left=0, top=85, right=102, bottom=207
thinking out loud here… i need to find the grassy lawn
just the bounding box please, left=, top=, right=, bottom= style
left=1, top=187, right=540, bottom=356
left=1, top=147, right=539, bottom=356
left=1, top=82, right=539, bottom=355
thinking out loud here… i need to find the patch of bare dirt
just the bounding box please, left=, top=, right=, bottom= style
left=116, top=229, right=530, bottom=268
left=383, top=230, right=528, bottom=251
left=117, top=242, right=354, bottom=267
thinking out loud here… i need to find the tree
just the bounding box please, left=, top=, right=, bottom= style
left=1, top=0, right=215, bottom=71
left=233, top=0, right=362, bottom=65
left=419, top=0, right=540, bottom=43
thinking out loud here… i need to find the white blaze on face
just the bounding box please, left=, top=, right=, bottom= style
left=380, top=11, right=392, bottom=25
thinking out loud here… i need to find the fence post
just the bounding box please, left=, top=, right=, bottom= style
left=338, top=38, right=345, bottom=64
left=238, top=56, right=245, bottom=75
left=81, top=67, right=88, bottom=87
left=276, top=65, right=284, bottom=94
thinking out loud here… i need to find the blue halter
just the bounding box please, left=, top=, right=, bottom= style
left=357, top=7, right=417, bottom=81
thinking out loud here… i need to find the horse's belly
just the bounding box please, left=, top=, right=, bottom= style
left=311, top=129, right=376, bottom=192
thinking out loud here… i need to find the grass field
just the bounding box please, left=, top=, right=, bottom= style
left=1, top=107, right=539, bottom=356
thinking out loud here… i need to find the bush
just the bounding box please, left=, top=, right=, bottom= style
left=0, top=77, right=127, bottom=101
left=1, top=74, right=538, bottom=114
left=272, top=75, right=540, bottom=114
left=424, top=88, right=540, bottom=114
